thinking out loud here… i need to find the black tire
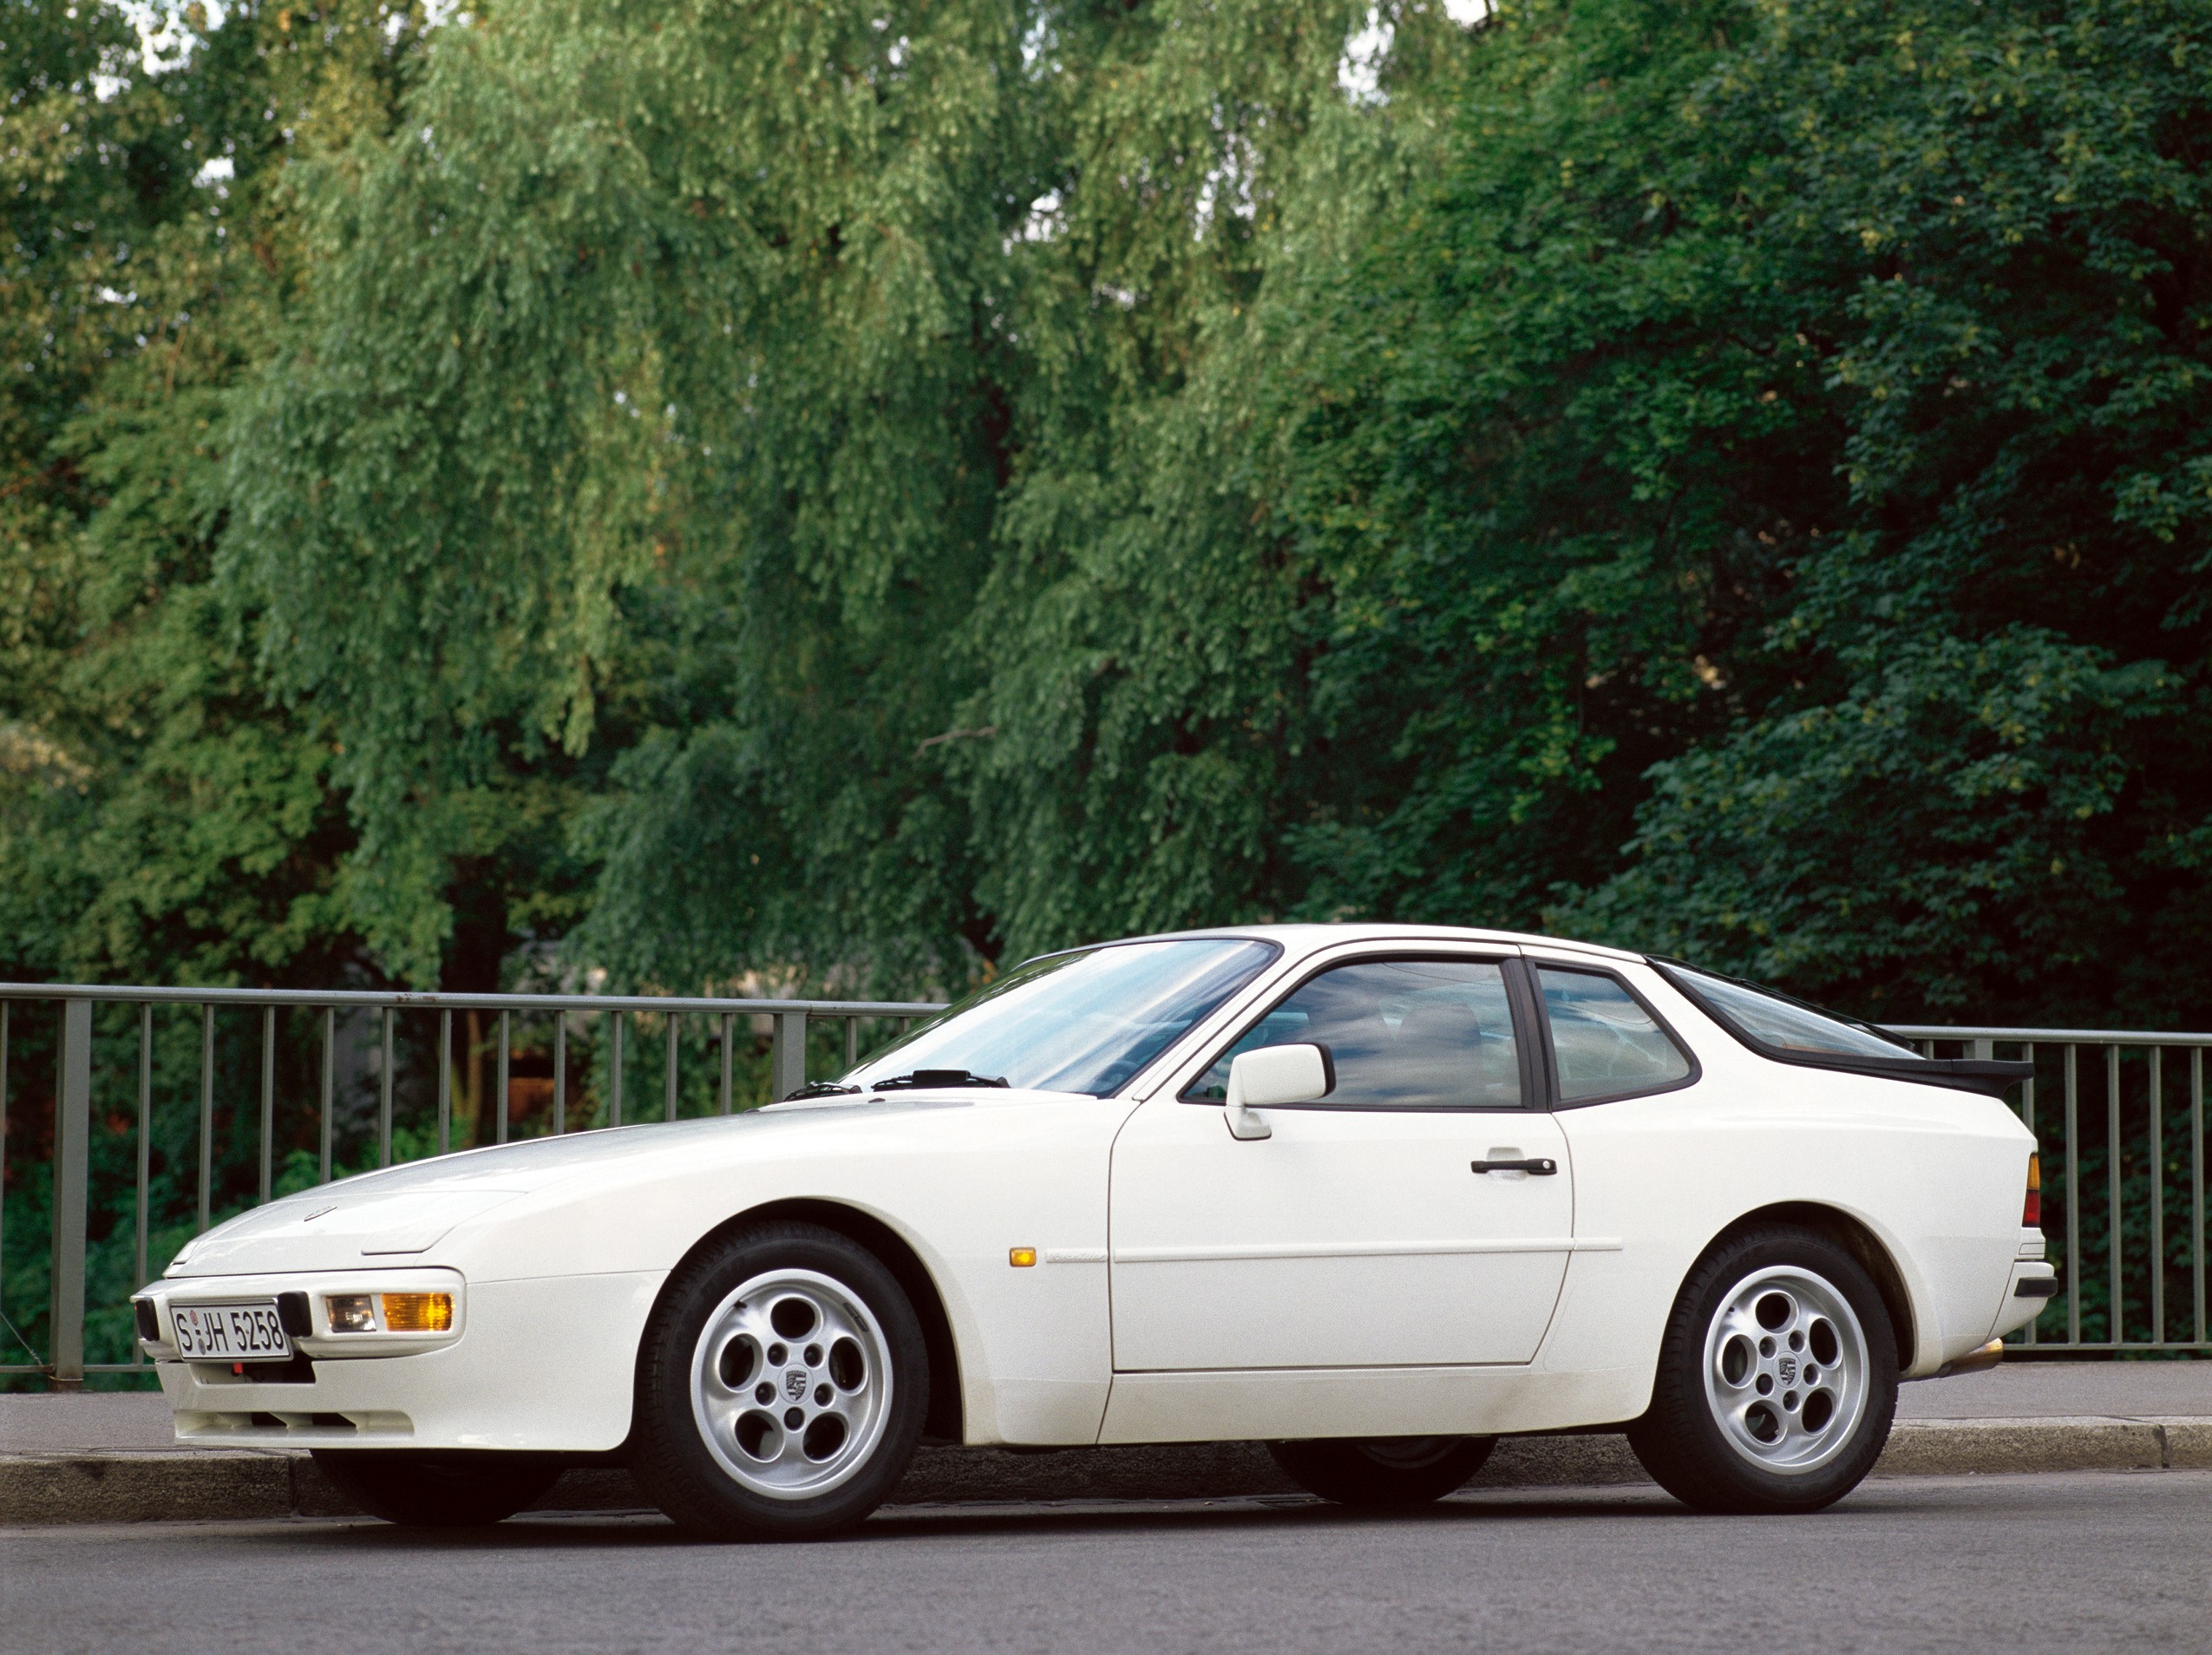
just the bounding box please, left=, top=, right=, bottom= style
left=1627, top=1224, right=1898, bottom=1514
left=1267, top=1436, right=1494, bottom=1508
left=631, top=1220, right=930, bottom=1541
left=311, top=1449, right=564, bottom=1527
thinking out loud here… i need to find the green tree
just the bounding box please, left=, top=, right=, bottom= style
left=220, top=0, right=1472, bottom=988
left=1274, top=0, right=2212, bottom=1024
left=222, top=0, right=1041, bottom=988
left=947, top=1, right=1467, bottom=957
left=0, top=2, right=448, bottom=990
left=18, top=0, right=2208, bottom=1031
left=1, top=4, right=465, bottom=1384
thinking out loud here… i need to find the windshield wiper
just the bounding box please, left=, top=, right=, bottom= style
left=782, top=1081, right=862, bottom=1100
left=869, top=1069, right=1011, bottom=1091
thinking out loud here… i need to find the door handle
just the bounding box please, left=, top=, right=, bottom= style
left=1471, top=1158, right=1557, bottom=1175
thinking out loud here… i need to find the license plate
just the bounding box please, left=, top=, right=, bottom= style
left=171, top=1300, right=292, bottom=1363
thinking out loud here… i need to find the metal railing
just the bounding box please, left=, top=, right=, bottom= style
left=0, top=984, right=944, bottom=1384
left=1, top=996, right=2202, bottom=1386
left=1889, top=1026, right=2209, bottom=1356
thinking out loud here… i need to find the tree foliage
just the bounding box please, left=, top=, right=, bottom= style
left=3, top=0, right=2209, bottom=1028
left=219, top=0, right=1463, bottom=987
left=0, top=0, right=457, bottom=987
left=1280, top=0, right=2212, bottom=1020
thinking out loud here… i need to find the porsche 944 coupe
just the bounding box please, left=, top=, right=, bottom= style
left=136, top=926, right=2052, bottom=1536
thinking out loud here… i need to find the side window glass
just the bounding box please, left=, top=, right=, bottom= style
left=1184, top=958, right=1523, bottom=1109
left=1538, top=969, right=1692, bottom=1101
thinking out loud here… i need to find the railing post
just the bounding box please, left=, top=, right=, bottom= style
left=2021, top=1042, right=2037, bottom=1344
left=49, top=998, right=92, bottom=1386
left=770, top=1012, right=808, bottom=1103
left=610, top=1011, right=625, bottom=1128
left=2065, top=1043, right=2080, bottom=1344
left=2108, top=1044, right=2124, bottom=1344
left=259, top=1004, right=276, bottom=1206
left=664, top=1011, right=678, bottom=1122
left=378, top=1008, right=394, bottom=1168
left=0, top=1003, right=10, bottom=1357
left=135, top=1004, right=151, bottom=1292
left=2192, top=1046, right=2205, bottom=1345
left=198, top=1004, right=215, bottom=1233
left=2151, top=1048, right=2165, bottom=1345
left=553, top=1015, right=566, bottom=1135
left=436, top=1008, right=452, bottom=1155
left=318, top=1006, right=335, bottom=1186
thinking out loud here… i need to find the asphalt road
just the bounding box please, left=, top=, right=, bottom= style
left=4, top=1471, right=2207, bottom=1655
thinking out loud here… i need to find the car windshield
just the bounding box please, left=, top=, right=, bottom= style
left=843, top=939, right=1279, bottom=1097
left=1667, top=964, right=1921, bottom=1060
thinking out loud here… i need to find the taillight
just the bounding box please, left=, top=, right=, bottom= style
left=2023, top=1154, right=2041, bottom=1227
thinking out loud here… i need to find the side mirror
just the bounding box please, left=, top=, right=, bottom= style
left=1223, top=1043, right=1333, bottom=1141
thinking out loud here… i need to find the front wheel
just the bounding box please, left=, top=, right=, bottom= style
left=1628, top=1225, right=1897, bottom=1514
left=311, top=1449, right=563, bottom=1527
left=1267, top=1436, right=1494, bottom=1507
left=630, top=1220, right=929, bottom=1541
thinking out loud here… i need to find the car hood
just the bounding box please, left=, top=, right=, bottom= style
left=166, top=1089, right=1063, bottom=1277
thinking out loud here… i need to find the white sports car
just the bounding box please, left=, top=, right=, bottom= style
left=137, top=926, right=2055, bottom=1536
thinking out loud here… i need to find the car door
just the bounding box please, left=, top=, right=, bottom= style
left=1108, top=952, right=1574, bottom=1370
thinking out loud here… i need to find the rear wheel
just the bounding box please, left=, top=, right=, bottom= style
left=631, top=1220, right=929, bottom=1541
left=311, top=1449, right=563, bottom=1527
left=1267, top=1436, right=1494, bottom=1507
left=1628, top=1225, right=1897, bottom=1514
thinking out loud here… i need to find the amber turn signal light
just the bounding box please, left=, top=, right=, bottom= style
left=1008, top=1247, right=1037, bottom=1268
left=2023, top=1154, right=2041, bottom=1227
left=378, top=1292, right=455, bottom=1333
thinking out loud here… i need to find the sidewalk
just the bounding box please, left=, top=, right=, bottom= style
left=4, top=1361, right=2209, bottom=1524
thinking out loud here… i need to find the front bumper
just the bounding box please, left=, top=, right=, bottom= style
left=141, top=1268, right=665, bottom=1453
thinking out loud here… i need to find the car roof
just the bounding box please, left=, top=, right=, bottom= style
left=1063, top=923, right=1645, bottom=967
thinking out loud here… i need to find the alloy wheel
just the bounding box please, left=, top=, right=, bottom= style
left=689, top=1267, right=894, bottom=1500
left=1700, top=1263, right=1870, bottom=1475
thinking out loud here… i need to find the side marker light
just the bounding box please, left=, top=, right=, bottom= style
left=1008, top=1247, right=1037, bottom=1268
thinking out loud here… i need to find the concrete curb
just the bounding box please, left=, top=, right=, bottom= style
left=0, top=1449, right=301, bottom=1526
left=3, top=1418, right=2206, bottom=1526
